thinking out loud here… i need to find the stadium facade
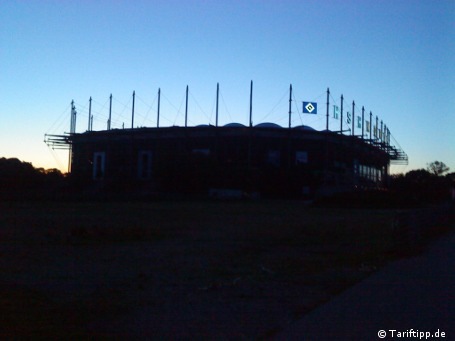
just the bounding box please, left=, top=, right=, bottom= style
left=45, top=86, right=408, bottom=198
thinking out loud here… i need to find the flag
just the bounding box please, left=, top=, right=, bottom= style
left=366, top=121, right=370, bottom=132
left=303, top=102, right=317, bottom=114
left=357, top=117, right=362, bottom=129
left=333, top=105, right=339, bottom=119
left=346, top=111, right=351, bottom=124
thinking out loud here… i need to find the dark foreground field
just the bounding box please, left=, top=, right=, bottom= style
left=0, top=200, right=431, bottom=338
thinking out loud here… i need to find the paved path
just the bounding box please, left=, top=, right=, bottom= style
left=275, top=231, right=455, bottom=340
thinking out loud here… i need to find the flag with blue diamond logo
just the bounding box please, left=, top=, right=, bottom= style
left=303, top=101, right=317, bottom=114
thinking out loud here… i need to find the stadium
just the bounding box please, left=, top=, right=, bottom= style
left=46, top=86, right=408, bottom=198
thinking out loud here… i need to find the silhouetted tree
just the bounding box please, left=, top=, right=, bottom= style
left=427, top=161, right=450, bottom=176
left=390, top=167, right=453, bottom=204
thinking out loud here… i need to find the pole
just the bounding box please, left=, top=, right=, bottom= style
left=157, top=88, right=161, bottom=128
left=216, top=83, right=219, bottom=127
left=351, top=101, right=355, bottom=136
left=340, top=94, right=344, bottom=133
left=108, top=94, right=112, bottom=130
left=380, top=120, right=384, bottom=145
left=70, top=100, right=77, bottom=134
left=361, top=106, right=365, bottom=139
left=326, top=88, right=330, bottom=131
left=376, top=116, right=379, bottom=141
left=288, top=84, right=292, bottom=129
left=88, top=97, right=92, bottom=131
left=70, top=100, right=74, bottom=134
left=369, top=111, right=372, bottom=141
left=131, top=91, right=135, bottom=129
left=249, top=80, right=253, bottom=127
left=185, top=85, right=188, bottom=128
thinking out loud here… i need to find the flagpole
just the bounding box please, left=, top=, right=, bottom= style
left=361, top=106, right=365, bottom=140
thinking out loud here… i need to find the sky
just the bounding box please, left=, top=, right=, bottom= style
left=1, top=0, right=454, bottom=174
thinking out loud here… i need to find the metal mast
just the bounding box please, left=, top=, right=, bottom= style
left=88, top=97, right=92, bottom=131
left=351, top=101, right=355, bottom=136
left=157, top=88, right=161, bottom=128
left=185, top=85, right=189, bottom=127
left=249, top=80, right=253, bottom=127
left=108, top=94, right=112, bottom=130
left=216, top=83, right=219, bottom=127
left=288, top=84, right=292, bottom=129
left=326, top=88, right=330, bottom=131
left=340, top=94, right=344, bottom=133
left=131, top=91, right=135, bottom=129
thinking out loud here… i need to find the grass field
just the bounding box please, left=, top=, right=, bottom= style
left=0, top=200, right=411, bottom=338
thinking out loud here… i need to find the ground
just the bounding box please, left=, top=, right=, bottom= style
left=0, top=200, right=402, bottom=338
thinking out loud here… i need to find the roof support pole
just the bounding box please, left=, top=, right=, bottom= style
left=157, top=88, right=161, bottom=128
left=88, top=96, right=92, bottom=131
left=185, top=85, right=188, bottom=128
left=376, top=115, right=379, bottom=141
left=108, top=94, right=112, bottom=130
left=288, top=84, right=292, bottom=129
left=326, top=87, right=330, bottom=131
left=340, top=94, right=344, bottom=133
left=249, top=80, right=253, bottom=127
left=351, top=101, right=355, bottom=136
left=216, top=83, right=219, bottom=127
left=131, top=91, right=135, bottom=129
left=370, top=111, right=373, bottom=142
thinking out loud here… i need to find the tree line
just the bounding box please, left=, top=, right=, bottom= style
left=390, top=161, right=454, bottom=205
left=0, top=157, right=65, bottom=200
left=0, top=157, right=453, bottom=204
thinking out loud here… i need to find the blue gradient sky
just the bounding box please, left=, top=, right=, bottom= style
left=1, top=0, right=454, bottom=173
